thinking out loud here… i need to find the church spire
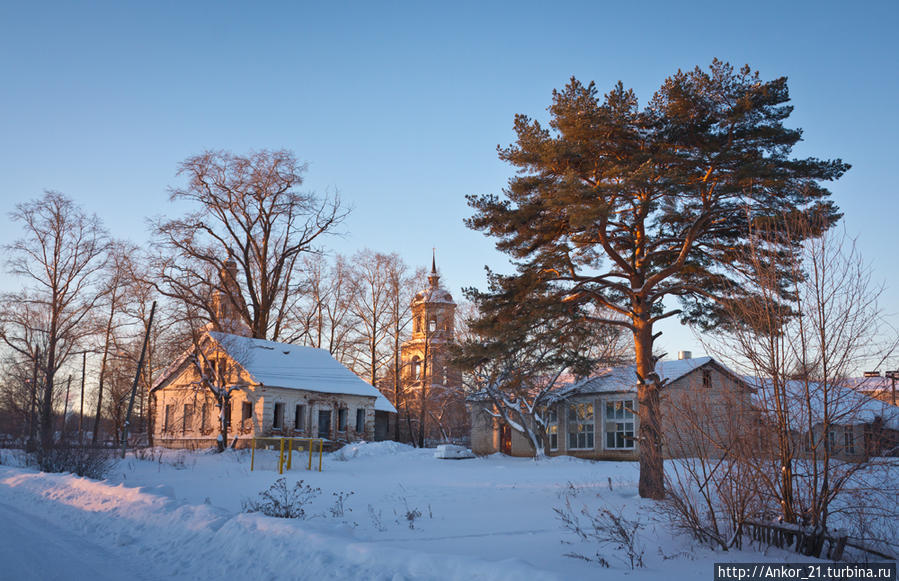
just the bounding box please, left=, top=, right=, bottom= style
left=428, top=248, right=440, bottom=288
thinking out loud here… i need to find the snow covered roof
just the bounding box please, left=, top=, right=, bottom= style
left=412, top=287, right=454, bottom=304
left=555, top=356, right=716, bottom=397
left=207, top=332, right=397, bottom=413
left=748, top=378, right=899, bottom=431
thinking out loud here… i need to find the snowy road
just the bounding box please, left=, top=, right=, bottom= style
left=0, top=499, right=153, bottom=581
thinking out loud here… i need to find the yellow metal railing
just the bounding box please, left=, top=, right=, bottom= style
left=249, top=437, right=324, bottom=473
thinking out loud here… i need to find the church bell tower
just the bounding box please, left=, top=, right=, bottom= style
left=401, top=252, right=459, bottom=396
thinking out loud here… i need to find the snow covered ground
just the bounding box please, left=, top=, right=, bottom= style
left=0, top=443, right=847, bottom=580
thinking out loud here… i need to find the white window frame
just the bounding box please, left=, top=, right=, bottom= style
left=546, top=408, right=559, bottom=451
left=604, top=398, right=636, bottom=450
left=567, top=402, right=594, bottom=450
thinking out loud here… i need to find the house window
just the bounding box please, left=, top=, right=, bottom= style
left=605, top=399, right=635, bottom=449
left=318, top=410, right=331, bottom=438
left=702, top=369, right=712, bottom=388
left=843, top=426, right=855, bottom=454
left=567, top=403, right=594, bottom=450
left=338, top=408, right=348, bottom=432
left=273, top=402, right=284, bottom=430
left=546, top=408, right=558, bottom=451
left=164, top=404, right=173, bottom=433
left=429, top=318, right=437, bottom=333
left=411, top=356, right=421, bottom=380
left=295, top=404, right=306, bottom=432
left=200, top=403, right=209, bottom=432
left=241, top=401, right=253, bottom=425
left=355, top=408, right=365, bottom=433
left=182, top=404, right=194, bottom=434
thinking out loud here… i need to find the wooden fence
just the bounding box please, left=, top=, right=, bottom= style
left=743, top=520, right=896, bottom=561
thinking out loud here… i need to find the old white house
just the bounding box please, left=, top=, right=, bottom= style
left=150, top=331, right=397, bottom=449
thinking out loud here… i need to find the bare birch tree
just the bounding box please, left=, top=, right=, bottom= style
left=346, top=250, right=394, bottom=386
left=0, top=192, right=109, bottom=455
left=290, top=253, right=357, bottom=363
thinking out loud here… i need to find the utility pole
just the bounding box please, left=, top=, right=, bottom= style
left=60, top=375, right=72, bottom=439
left=121, top=301, right=155, bottom=459
left=78, top=352, right=86, bottom=444
left=886, top=370, right=899, bottom=406
left=863, top=370, right=898, bottom=405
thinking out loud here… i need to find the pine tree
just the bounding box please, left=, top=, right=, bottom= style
left=466, top=61, right=847, bottom=499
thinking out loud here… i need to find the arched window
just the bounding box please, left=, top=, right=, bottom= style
left=411, top=356, right=421, bottom=380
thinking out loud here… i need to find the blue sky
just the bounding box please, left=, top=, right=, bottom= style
left=1, top=1, right=897, bottom=361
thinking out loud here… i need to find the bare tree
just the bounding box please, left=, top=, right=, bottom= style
left=152, top=149, right=346, bottom=341
left=120, top=256, right=187, bottom=445
left=0, top=192, right=109, bottom=454
left=665, top=216, right=899, bottom=556
left=456, top=273, right=630, bottom=457
left=290, top=254, right=358, bottom=363
left=383, top=259, right=420, bottom=427
left=0, top=354, right=38, bottom=441
left=346, top=249, right=394, bottom=386
left=103, top=352, right=135, bottom=445
left=90, top=240, right=137, bottom=443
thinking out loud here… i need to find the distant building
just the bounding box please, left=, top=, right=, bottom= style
left=845, top=375, right=898, bottom=406
left=396, top=254, right=468, bottom=444
left=752, top=378, right=899, bottom=460
left=470, top=355, right=755, bottom=460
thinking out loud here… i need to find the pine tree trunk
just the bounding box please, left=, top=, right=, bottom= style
left=634, top=318, right=665, bottom=500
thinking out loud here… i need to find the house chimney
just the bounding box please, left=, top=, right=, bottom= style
left=678, top=350, right=692, bottom=360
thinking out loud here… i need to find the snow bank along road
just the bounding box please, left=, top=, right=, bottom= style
left=0, top=465, right=559, bottom=581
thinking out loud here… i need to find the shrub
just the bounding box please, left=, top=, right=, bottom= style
left=555, top=497, right=645, bottom=569
left=38, top=444, right=114, bottom=479
left=242, top=478, right=321, bottom=519
left=329, top=490, right=354, bottom=518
